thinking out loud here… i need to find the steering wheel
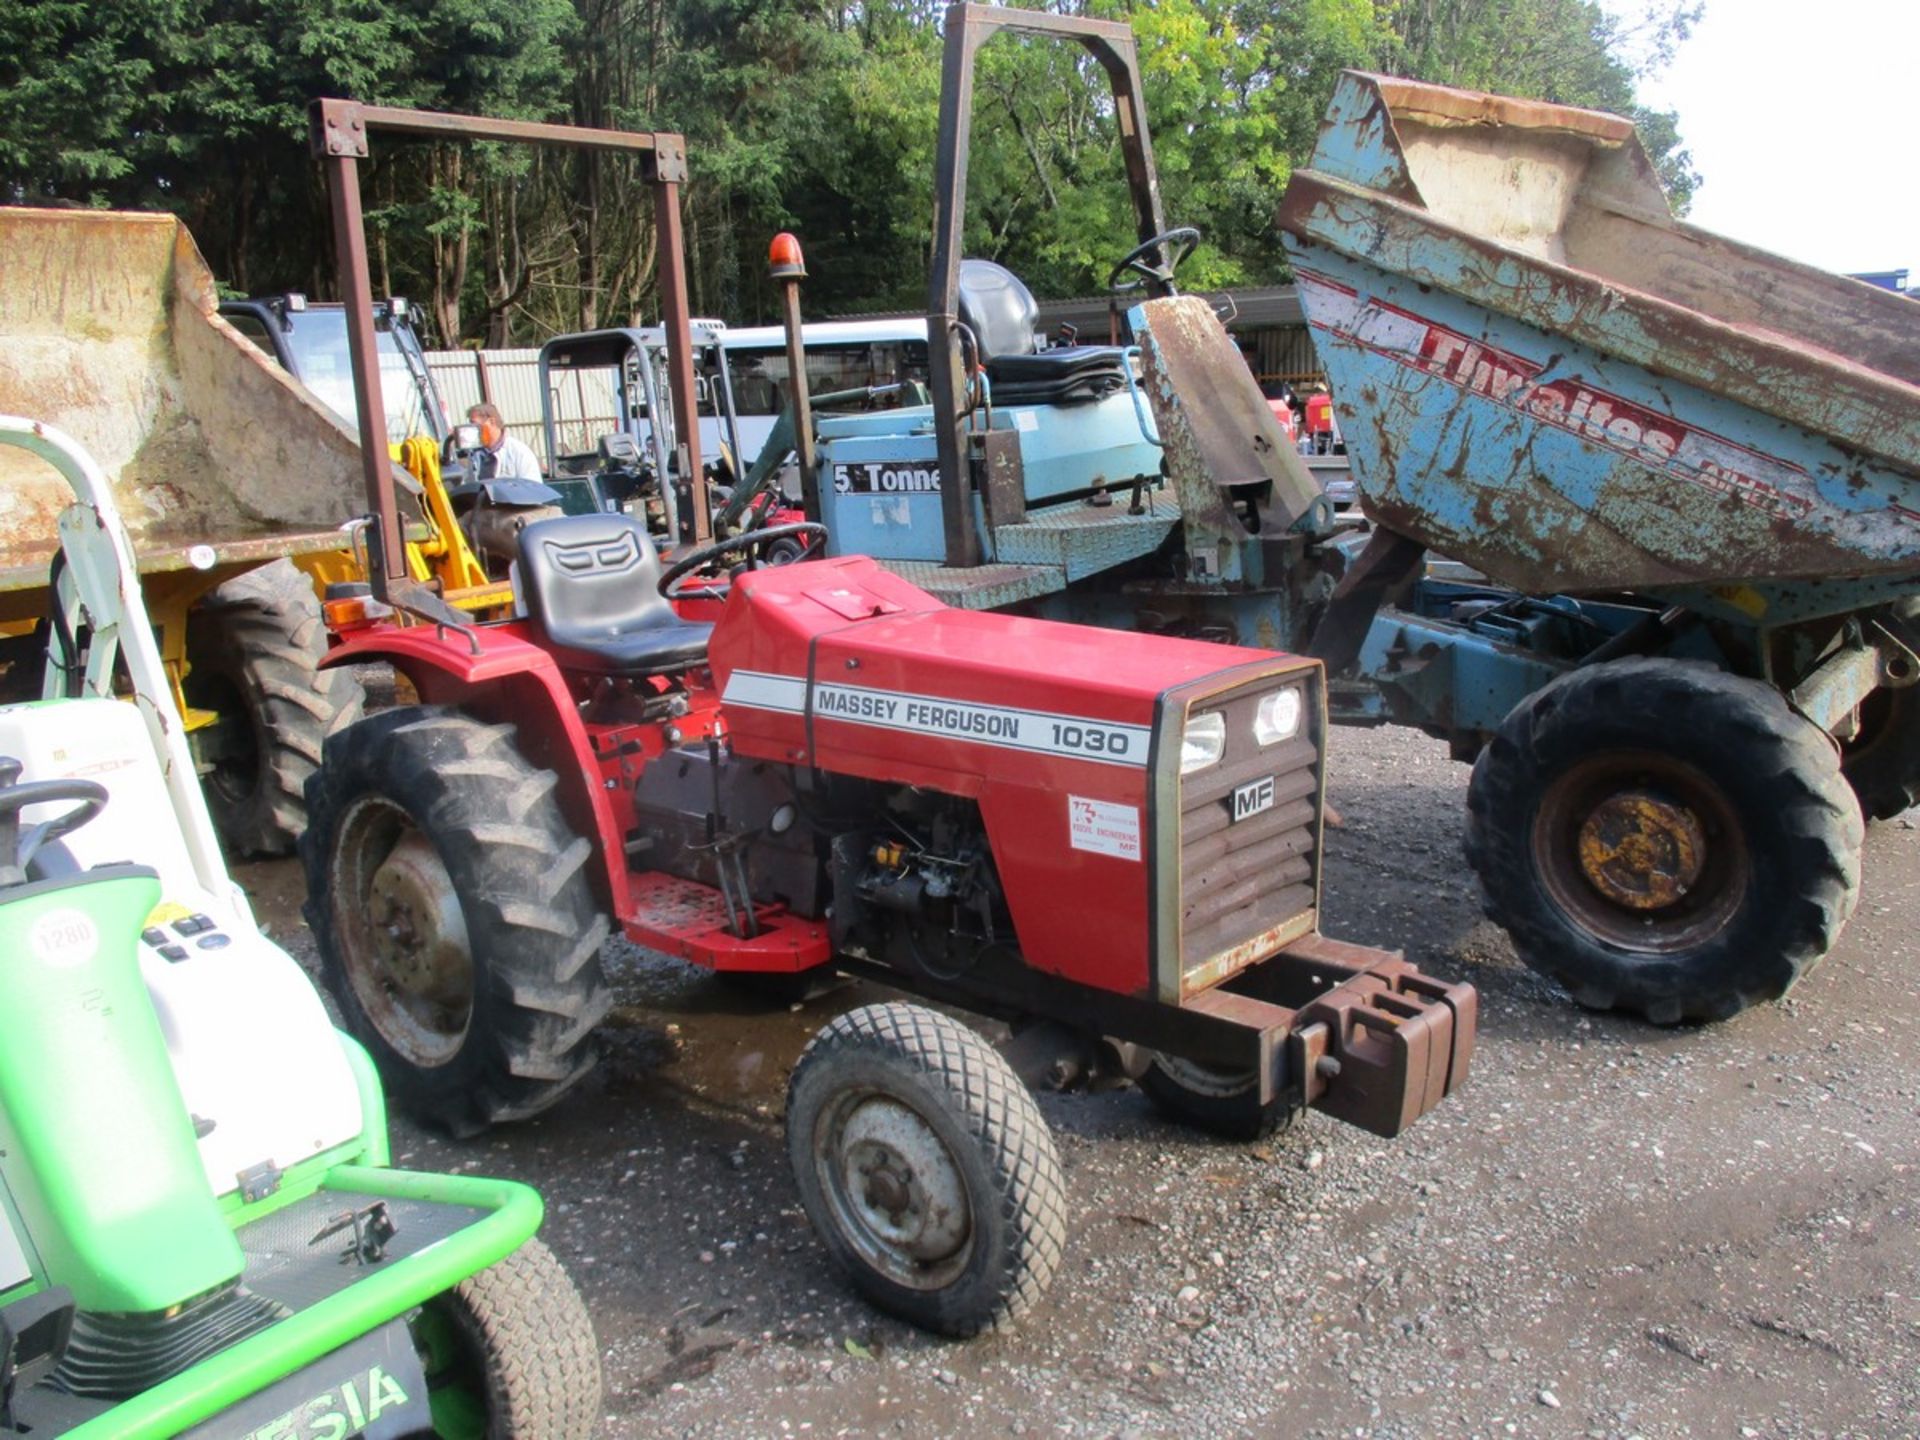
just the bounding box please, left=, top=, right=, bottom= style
left=1106, top=226, right=1202, bottom=297
left=0, top=776, right=108, bottom=878
left=657, top=522, right=829, bottom=602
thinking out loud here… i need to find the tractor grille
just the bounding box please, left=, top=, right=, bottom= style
left=1177, top=673, right=1321, bottom=987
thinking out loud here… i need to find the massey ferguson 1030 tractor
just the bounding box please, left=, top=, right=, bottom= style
left=298, top=98, right=1476, bottom=1337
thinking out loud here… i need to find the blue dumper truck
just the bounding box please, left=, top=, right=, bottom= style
left=1276, top=72, right=1920, bottom=1024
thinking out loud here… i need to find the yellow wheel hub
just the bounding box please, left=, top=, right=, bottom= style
left=1574, top=790, right=1706, bottom=911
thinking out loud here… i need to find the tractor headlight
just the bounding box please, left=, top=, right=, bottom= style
left=1180, top=711, right=1226, bottom=774
left=1253, top=686, right=1303, bottom=746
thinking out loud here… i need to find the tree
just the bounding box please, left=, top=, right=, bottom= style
left=0, top=0, right=1707, bottom=337
left=0, top=1, right=189, bottom=200
left=1386, top=0, right=1701, bottom=208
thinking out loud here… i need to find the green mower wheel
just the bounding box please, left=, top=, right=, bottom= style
left=417, top=1236, right=602, bottom=1438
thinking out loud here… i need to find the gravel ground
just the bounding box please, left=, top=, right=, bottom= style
left=246, top=722, right=1920, bottom=1439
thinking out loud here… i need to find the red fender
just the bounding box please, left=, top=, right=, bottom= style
left=320, top=622, right=632, bottom=918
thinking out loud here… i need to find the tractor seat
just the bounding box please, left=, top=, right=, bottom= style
left=985, top=346, right=1131, bottom=406
left=957, top=259, right=1129, bottom=405
left=516, top=514, right=713, bottom=675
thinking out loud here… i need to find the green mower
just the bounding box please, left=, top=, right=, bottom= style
left=0, top=415, right=600, bottom=1438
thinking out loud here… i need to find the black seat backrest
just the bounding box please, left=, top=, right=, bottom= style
left=957, top=259, right=1039, bottom=364
left=517, top=513, right=675, bottom=644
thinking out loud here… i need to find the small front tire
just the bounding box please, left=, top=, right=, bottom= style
left=1138, top=1053, right=1296, bottom=1141
left=786, top=1003, right=1067, bottom=1336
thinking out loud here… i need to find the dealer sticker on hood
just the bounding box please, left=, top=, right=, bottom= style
left=1068, top=795, right=1142, bottom=861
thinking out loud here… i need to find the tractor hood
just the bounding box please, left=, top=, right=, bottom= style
left=709, top=556, right=1326, bottom=1001
left=709, top=555, right=1295, bottom=788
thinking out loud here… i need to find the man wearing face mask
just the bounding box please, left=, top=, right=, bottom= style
left=466, top=402, right=544, bottom=480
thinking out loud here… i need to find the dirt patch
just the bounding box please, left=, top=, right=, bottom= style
left=242, top=723, right=1920, bottom=1439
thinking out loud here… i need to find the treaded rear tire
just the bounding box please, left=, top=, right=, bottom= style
left=423, top=1236, right=602, bottom=1438
left=302, top=706, right=611, bottom=1134
left=185, top=558, right=364, bottom=857
left=1465, top=658, right=1861, bottom=1024
left=786, top=1002, right=1066, bottom=1336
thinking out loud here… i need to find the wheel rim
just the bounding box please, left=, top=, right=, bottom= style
left=330, top=796, right=474, bottom=1066
left=1533, top=749, right=1748, bottom=954
left=813, top=1089, right=973, bottom=1291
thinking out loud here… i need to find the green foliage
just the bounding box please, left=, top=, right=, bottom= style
left=0, top=1, right=188, bottom=193
left=0, top=0, right=1705, bottom=341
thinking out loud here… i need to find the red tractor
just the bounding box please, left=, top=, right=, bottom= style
left=299, top=95, right=1477, bottom=1338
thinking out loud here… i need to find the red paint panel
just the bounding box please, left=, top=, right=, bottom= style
left=319, top=620, right=638, bottom=917
left=707, top=556, right=1292, bottom=997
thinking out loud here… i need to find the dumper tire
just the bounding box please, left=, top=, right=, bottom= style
left=302, top=707, right=612, bottom=1135
left=186, top=559, right=364, bottom=857
left=1465, top=658, right=1861, bottom=1024
left=1138, top=1054, right=1297, bottom=1141
left=1841, top=681, right=1920, bottom=820
left=418, top=1236, right=602, bottom=1439
left=786, top=1003, right=1067, bottom=1337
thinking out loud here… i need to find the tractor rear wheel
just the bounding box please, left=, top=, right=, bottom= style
left=416, top=1237, right=602, bottom=1439
left=1841, top=681, right=1920, bottom=820
left=185, top=559, right=364, bottom=857
left=786, top=1003, right=1066, bottom=1337
left=1465, top=658, right=1861, bottom=1024
left=302, top=707, right=612, bottom=1135
left=1138, top=1053, right=1296, bottom=1141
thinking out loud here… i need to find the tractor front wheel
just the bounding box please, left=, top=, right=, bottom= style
left=786, top=1003, right=1066, bottom=1336
left=1138, top=1053, right=1296, bottom=1141
left=1465, top=658, right=1861, bottom=1024
left=302, top=707, right=612, bottom=1134
left=185, top=559, right=364, bottom=857
left=416, top=1237, right=602, bottom=1438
